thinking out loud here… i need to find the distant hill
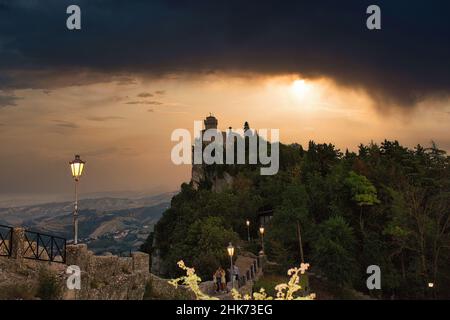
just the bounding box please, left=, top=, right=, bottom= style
left=0, top=192, right=174, bottom=255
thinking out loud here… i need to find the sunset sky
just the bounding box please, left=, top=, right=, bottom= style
left=0, top=1, right=449, bottom=205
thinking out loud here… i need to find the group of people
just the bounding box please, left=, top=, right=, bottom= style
left=213, top=267, right=227, bottom=293
left=213, top=265, right=240, bottom=293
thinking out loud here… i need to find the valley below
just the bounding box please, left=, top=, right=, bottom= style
left=0, top=192, right=174, bottom=255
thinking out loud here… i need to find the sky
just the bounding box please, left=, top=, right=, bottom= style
left=0, top=1, right=449, bottom=205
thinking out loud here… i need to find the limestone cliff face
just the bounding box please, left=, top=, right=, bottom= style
left=211, top=171, right=234, bottom=192
left=191, top=163, right=204, bottom=189
left=190, top=114, right=241, bottom=192
left=191, top=164, right=234, bottom=192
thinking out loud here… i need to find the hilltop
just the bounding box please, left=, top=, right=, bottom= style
left=145, top=140, right=450, bottom=299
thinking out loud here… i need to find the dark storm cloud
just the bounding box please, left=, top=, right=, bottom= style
left=0, top=0, right=449, bottom=107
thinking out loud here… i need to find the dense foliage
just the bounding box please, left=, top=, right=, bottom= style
left=145, top=140, right=450, bottom=299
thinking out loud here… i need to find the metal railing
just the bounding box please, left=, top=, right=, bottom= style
left=23, top=230, right=66, bottom=263
left=0, top=225, right=13, bottom=257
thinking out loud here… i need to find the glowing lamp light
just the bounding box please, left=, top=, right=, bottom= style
left=246, top=220, right=250, bottom=227
left=70, top=155, right=85, bottom=180
left=428, top=282, right=434, bottom=288
left=259, top=226, right=266, bottom=254
left=227, top=242, right=235, bottom=257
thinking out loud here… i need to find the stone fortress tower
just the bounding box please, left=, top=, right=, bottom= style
left=191, top=114, right=252, bottom=190
left=204, top=113, right=218, bottom=130
left=200, top=113, right=228, bottom=145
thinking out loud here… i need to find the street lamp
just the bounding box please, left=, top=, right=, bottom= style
left=427, top=282, right=435, bottom=299
left=259, top=226, right=265, bottom=254
left=69, top=155, right=85, bottom=245
left=246, top=219, right=250, bottom=242
left=227, top=242, right=235, bottom=289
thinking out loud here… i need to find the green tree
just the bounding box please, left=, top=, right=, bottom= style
left=312, top=215, right=358, bottom=285
left=345, top=171, right=380, bottom=233
left=266, top=184, right=310, bottom=269
left=179, top=216, right=239, bottom=279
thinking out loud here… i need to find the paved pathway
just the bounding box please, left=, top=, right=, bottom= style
left=210, top=254, right=262, bottom=300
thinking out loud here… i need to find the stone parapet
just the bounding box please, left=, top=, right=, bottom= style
left=65, top=244, right=150, bottom=300
left=1, top=229, right=151, bottom=300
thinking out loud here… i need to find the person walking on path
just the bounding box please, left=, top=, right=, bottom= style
left=213, top=270, right=218, bottom=293
left=233, top=264, right=240, bottom=287
left=219, top=267, right=227, bottom=292
left=213, top=269, right=222, bottom=293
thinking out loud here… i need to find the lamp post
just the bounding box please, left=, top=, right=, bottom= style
left=246, top=219, right=250, bottom=242
left=428, top=282, right=435, bottom=299
left=227, top=242, right=235, bottom=289
left=69, top=155, right=85, bottom=245
left=259, top=226, right=265, bottom=254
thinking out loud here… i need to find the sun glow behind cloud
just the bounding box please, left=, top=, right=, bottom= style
left=291, top=79, right=311, bottom=99
left=0, top=72, right=449, bottom=199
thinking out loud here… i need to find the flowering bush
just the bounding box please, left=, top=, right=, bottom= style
left=169, top=260, right=316, bottom=300
left=168, top=261, right=219, bottom=300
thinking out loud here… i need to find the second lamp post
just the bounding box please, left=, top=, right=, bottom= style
left=259, top=226, right=265, bottom=254
left=246, top=219, right=250, bottom=242
left=227, top=242, right=235, bottom=289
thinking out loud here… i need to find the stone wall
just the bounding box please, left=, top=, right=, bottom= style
left=0, top=253, right=67, bottom=299
left=65, top=244, right=150, bottom=300
left=147, top=273, right=195, bottom=300
left=1, top=227, right=233, bottom=300
left=0, top=227, right=151, bottom=300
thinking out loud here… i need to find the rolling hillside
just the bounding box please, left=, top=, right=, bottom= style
left=0, top=192, right=174, bottom=255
